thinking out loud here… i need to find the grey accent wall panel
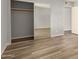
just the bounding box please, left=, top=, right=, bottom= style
left=11, top=11, right=34, bottom=38
left=11, top=1, right=34, bottom=39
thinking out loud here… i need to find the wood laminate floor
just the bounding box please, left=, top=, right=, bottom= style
left=34, top=28, right=50, bottom=39
left=2, top=31, right=78, bottom=59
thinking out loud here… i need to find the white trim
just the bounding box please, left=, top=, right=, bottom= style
left=72, top=32, right=78, bottom=34
left=34, top=27, right=50, bottom=29
left=16, top=0, right=34, bottom=3
left=1, top=45, right=6, bottom=55
left=51, top=34, right=64, bottom=37
left=7, top=42, right=11, bottom=46
left=35, top=3, right=50, bottom=8
left=64, top=29, right=71, bottom=31
left=1, top=42, right=11, bottom=55
left=12, top=35, right=33, bottom=39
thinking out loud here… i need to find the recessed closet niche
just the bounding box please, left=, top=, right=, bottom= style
left=11, top=0, right=34, bottom=42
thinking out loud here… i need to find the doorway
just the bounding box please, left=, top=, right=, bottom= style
left=34, top=6, right=51, bottom=39
left=64, top=7, right=72, bottom=34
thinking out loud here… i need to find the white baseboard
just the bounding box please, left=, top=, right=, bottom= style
left=1, top=43, right=8, bottom=55
left=7, top=42, right=11, bottom=46
left=72, top=32, right=78, bottom=34
left=64, top=29, right=71, bottom=31
left=12, top=35, right=33, bottom=39
left=1, top=42, right=11, bottom=55
left=34, top=27, right=50, bottom=29
left=51, top=34, right=64, bottom=37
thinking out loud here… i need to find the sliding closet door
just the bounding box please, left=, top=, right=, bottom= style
left=11, top=1, right=34, bottom=41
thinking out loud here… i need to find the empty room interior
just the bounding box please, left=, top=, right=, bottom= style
left=1, top=0, right=78, bottom=59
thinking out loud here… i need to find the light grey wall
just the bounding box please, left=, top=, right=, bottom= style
left=11, top=11, right=34, bottom=39
left=64, top=7, right=71, bottom=31
left=7, top=0, right=11, bottom=45
left=1, top=0, right=11, bottom=54
left=50, top=0, right=65, bottom=37
left=34, top=7, right=50, bottom=29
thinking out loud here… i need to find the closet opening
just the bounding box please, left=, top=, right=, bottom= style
left=34, top=6, right=51, bottom=39
left=11, top=0, right=34, bottom=43
left=64, top=6, right=72, bottom=35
